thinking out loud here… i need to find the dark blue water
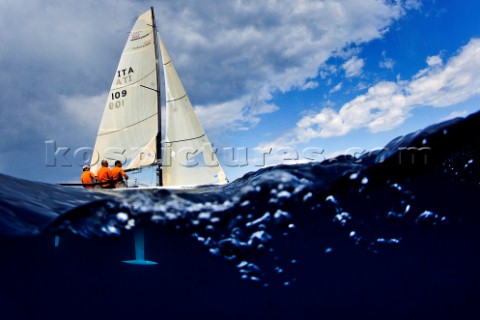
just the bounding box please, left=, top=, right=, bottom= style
left=1, top=111, right=480, bottom=319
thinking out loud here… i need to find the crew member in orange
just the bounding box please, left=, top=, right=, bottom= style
left=111, top=160, right=129, bottom=188
left=80, top=165, right=97, bottom=189
left=97, top=160, right=114, bottom=188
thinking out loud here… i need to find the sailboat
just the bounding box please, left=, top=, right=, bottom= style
left=88, top=7, right=228, bottom=265
left=90, top=7, right=228, bottom=188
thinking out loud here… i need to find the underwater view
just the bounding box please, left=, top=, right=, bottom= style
left=1, top=110, right=479, bottom=319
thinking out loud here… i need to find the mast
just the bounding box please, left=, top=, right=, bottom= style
left=151, top=7, right=163, bottom=187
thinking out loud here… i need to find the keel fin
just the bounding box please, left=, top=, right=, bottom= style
left=122, top=229, right=157, bottom=265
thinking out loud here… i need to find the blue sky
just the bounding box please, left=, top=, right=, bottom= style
left=0, top=0, right=479, bottom=184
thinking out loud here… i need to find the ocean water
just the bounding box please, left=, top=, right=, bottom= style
left=1, top=111, right=480, bottom=319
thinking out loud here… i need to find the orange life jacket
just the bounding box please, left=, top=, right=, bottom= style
left=111, top=167, right=128, bottom=187
left=80, top=171, right=96, bottom=189
left=111, top=167, right=126, bottom=181
left=97, top=167, right=113, bottom=188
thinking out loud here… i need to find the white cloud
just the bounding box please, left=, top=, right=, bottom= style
left=379, top=51, right=396, bottom=70
left=195, top=97, right=279, bottom=133
left=407, top=39, right=480, bottom=107
left=405, top=0, right=423, bottom=10
left=379, top=51, right=395, bottom=70
left=342, top=56, right=365, bottom=78
left=441, top=110, right=469, bottom=121
left=426, top=55, right=443, bottom=66
left=379, top=58, right=395, bottom=69
left=301, top=81, right=319, bottom=90
left=329, top=82, right=343, bottom=94
left=261, top=38, right=480, bottom=147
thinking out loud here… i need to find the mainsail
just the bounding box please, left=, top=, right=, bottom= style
left=91, top=8, right=228, bottom=187
left=91, top=10, right=159, bottom=175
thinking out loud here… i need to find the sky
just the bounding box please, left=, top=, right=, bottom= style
left=0, top=0, right=479, bottom=184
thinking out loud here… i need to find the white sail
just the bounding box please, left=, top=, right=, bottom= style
left=91, top=10, right=159, bottom=174
left=159, top=36, right=228, bottom=187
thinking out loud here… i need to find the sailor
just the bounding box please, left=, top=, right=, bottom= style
left=111, top=160, right=129, bottom=188
left=80, top=165, right=97, bottom=189
left=97, top=160, right=114, bottom=188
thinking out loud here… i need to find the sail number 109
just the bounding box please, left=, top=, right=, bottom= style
left=109, top=90, right=127, bottom=109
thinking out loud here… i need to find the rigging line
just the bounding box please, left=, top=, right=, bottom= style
left=166, top=94, right=187, bottom=103
left=140, top=85, right=159, bottom=93
left=111, top=69, right=156, bottom=91
left=97, top=113, right=158, bottom=136
left=165, top=134, right=206, bottom=144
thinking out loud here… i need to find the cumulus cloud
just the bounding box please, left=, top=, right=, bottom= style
left=379, top=58, right=395, bottom=69
left=329, top=82, right=343, bottom=94
left=407, top=40, right=480, bottom=107
left=405, top=0, right=423, bottom=10
left=194, top=98, right=279, bottom=133
left=342, top=56, right=365, bottom=78
left=261, top=38, right=480, bottom=147
left=441, top=110, right=469, bottom=121
left=379, top=51, right=395, bottom=69
left=426, top=55, right=443, bottom=66
left=301, top=81, right=319, bottom=91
